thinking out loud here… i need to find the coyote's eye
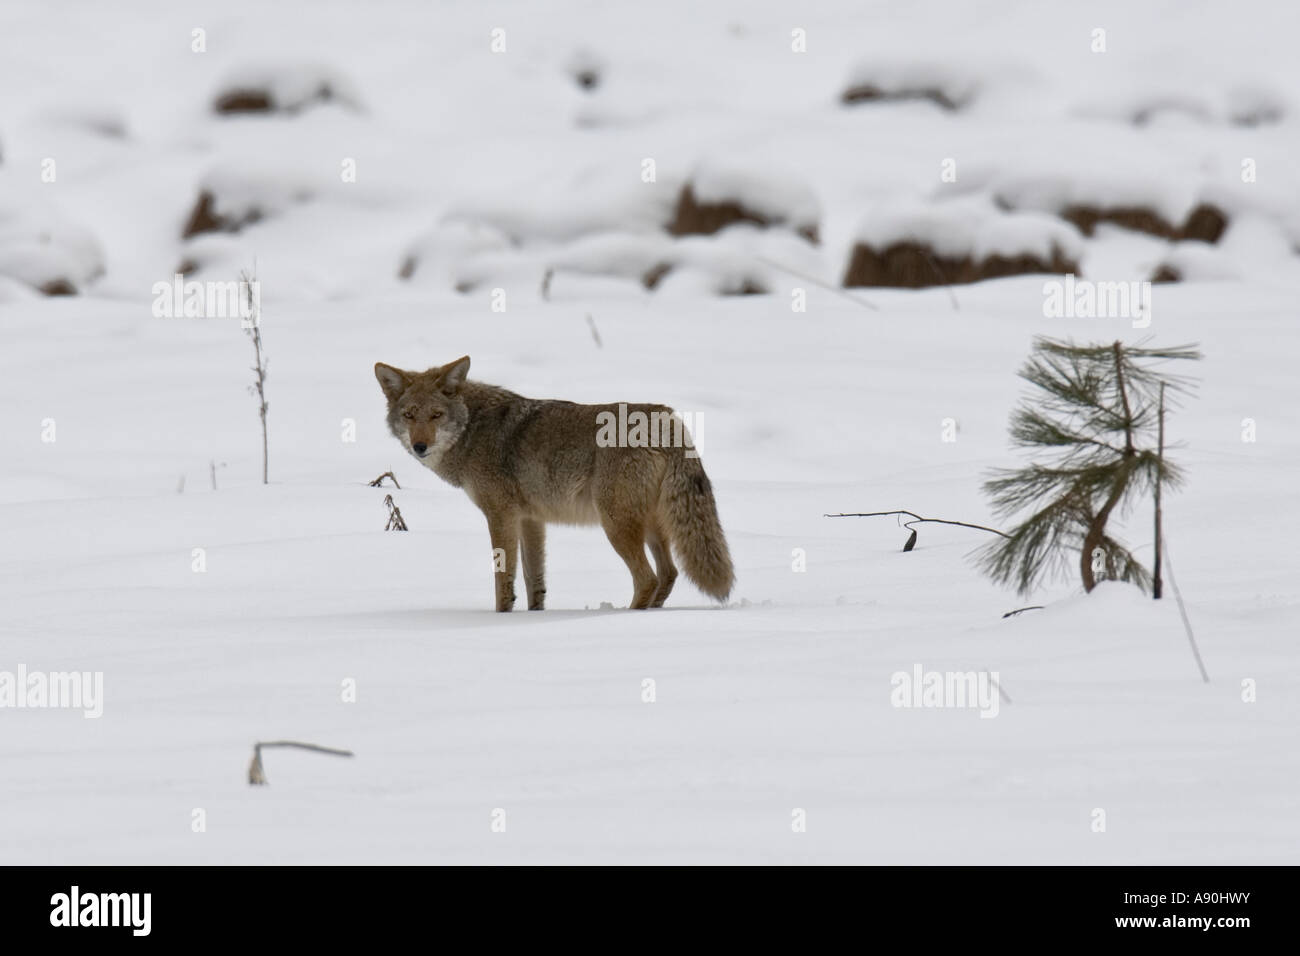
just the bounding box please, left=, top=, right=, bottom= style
left=429, top=410, right=444, bottom=420
left=402, top=409, right=415, bottom=420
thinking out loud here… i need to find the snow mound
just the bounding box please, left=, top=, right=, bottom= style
left=181, top=165, right=319, bottom=239
left=211, top=63, right=362, bottom=115
left=546, top=230, right=677, bottom=289
left=654, top=227, right=822, bottom=298
left=994, top=176, right=1229, bottom=243
left=995, top=175, right=1193, bottom=227
left=1075, top=77, right=1288, bottom=128
left=855, top=196, right=1082, bottom=261
left=1148, top=242, right=1241, bottom=283
left=35, top=102, right=129, bottom=139
left=669, top=163, right=820, bottom=243
left=398, top=220, right=515, bottom=285
left=1224, top=85, right=1289, bottom=126
left=446, top=166, right=672, bottom=244
left=173, top=233, right=248, bottom=278
left=1063, top=203, right=1228, bottom=244
left=0, top=200, right=105, bottom=294
left=401, top=221, right=816, bottom=300
left=845, top=197, right=1081, bottom=288
left=841, top=57, right=983, bottom=110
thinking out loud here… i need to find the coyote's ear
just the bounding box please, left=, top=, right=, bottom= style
left=374, top=363, right=409, bottom=401
left=439, top=355, right=471, bottom=395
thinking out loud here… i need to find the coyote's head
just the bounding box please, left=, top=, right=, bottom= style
left=374, top=356, right=471, bottom=467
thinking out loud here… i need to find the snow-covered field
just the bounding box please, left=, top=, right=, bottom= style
left=1, top=0, right=1297, bottom=864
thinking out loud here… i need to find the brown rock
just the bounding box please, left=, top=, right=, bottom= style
left=181, top=190, right=264, bottom=239
left=841, top=84, right=963, bottom=111
left=1059, top=202, right=1228, bottom=243
left=38, top=278, right=78, bottom=296
left=667, top=184, right=818, bottom=244
left=842, top=241, right=1077, bottom=288
left=641, top=262, right=673, bottom=290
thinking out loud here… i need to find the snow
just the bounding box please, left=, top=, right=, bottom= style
left=841, top=55, right=987, bottom=110
left=0, top=196, right=105, bottom=292
left=851, top=195, right=1083, bottom=262
left=1, top=0, right=1298, bottom=865
left=187, top=164, right=319, bottom=235
left=686, top=161, right=822, bottom=234
left=1152, top=243, right=1240, bottom=283
left=993, top=173, right=1203, bottom=229
left=445, top=163, right=673, bottom=245
left=211, top=62, right=363, bottom=114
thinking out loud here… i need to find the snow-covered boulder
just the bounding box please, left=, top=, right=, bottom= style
left=446, top=165, right=672, bottom=245
left=994, top=175, right=1229, bottom=243
left=1062, top=202, right=1227, bottom=243
left=398, top=220, right=515, bottom=285
left=840, top=58, right=980, bottom=111
left=668, top=163, right=820, bottom=244
left=0, top=201, right=105, bottom=295
left=211, top=63, right=361, bottom=115
left=545, top=230, right=678, bottom=290
left=181, top=165, right=317, bottom=239
left=844, top=197, right=1081, bottom=288
left=1075, top=78, right=1288, bottom=128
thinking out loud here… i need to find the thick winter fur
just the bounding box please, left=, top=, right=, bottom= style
left=374, top=356, right=734, bottom=611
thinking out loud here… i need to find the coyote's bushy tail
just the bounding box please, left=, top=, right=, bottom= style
left=660, top=451, right=734, bottom=602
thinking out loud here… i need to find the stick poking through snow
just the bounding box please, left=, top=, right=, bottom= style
left=826, top=510, right=1007, bottom=551
left=248, top=740, right=354, bottom=786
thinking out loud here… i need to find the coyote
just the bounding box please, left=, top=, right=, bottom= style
left=374, top=356, right=734, bottom=611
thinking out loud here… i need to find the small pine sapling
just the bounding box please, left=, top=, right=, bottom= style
left=977, top=337, right=1199, bottom=595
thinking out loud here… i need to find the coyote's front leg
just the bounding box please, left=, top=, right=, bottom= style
left=485, top=510, right=519, bottom=612
left=520, top=518, right=547, bottom=610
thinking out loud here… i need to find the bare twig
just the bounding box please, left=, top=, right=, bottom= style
left=585, top=312, right=603, bottom=348
left=1161, top=534, right=1209, bottom=683
left=1153, top=382, right=1165, bottom=599
left=1001, top=605, right=1044, bottom=618
left=826, top=510, right=1008, bottom=551
left=248, top=740, right=354, bottom=786
left=987, top=670, right=1012, bottom=704
left=752, top=254, right=879, bottom=312
left=369, top=471, right=401, bottom=489
left=384, top=494, right=408, bottom=531
left=242, top=269, right=268, bottom=484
